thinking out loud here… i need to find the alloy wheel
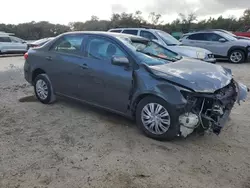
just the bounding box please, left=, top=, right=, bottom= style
left=141, top=103, right=171, bottom=135
left=36, top=79, right=48, bottom=100
left=230, top=51, right=243, bottom=63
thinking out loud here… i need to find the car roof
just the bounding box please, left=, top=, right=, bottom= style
left=61, top=31, right=149, bottom=41
left=108, top=28, right=159, bottom=31
left=184, top=30, right=223, bottom=35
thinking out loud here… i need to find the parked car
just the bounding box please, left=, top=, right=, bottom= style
left=182, top=29, right=250, bottom=41
left=27, top=37, right=54, bottom=49
left=108, top=28, right=216, bottom=63
left=24, top=31, right=248, bottom=140
left=181, top=30, right=250, bottom=63
left=0, top=32, right=27, bottom=54
left=233, top=27, right=250, bottom=39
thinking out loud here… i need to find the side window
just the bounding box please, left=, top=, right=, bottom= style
left=109, top=30, right=122, bottom=33
left=187, top=33, right=205, bottom=41
left=0, top=37, right=11, bottom=42
left=10, top=36, right=22, bottom=43
left=204, top=33, right=222, bottom=42
left=122, top=30, right=138, bottom=36
left=140, top=31, right=157, bottom=40
left=86, top=37, right=126, bottom=61
left=52, top=35, right=84, bottom=55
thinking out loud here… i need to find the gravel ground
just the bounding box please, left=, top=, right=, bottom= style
left=0, top=55, right=250, bottom=188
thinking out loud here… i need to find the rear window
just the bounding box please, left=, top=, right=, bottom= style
left=109, top=29, right=122, bottom=33
left=122, top=30, right=138, bottom=35
left=0, top=37, right=11, bottom=42
left=187, top=33, right=206, bottom=40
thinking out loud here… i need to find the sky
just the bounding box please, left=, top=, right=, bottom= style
left=0, top=0, right=249, bottom=25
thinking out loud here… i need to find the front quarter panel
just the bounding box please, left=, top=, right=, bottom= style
left=131, top=65, right=187, bottom=110
left=236, top=82, right=249, bottom=104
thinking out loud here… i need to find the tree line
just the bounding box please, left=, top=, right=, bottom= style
left=0, top=9, right=250, bottom=40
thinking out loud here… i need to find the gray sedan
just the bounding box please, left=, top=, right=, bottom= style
left=24, top=31, right=248, bottom=140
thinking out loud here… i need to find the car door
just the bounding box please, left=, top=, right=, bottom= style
left=77, top=35, right=133, bottom=113
left=44, top=34, right=86, bottom=97
left=184, top=33, right=207, bottom=49
left=0, top=36, right=13, bottom=52
left=9, top=36, right=27, bottom=51
left=201, top=33, right=229, bottom=57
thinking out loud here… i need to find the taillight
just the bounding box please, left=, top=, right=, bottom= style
left=24, top=52, right=28, bottom=60
left=32, top=45, right=39, bottom=48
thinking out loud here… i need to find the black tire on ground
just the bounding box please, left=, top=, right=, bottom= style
left=229, top=50, right=246, bottom=64
left=135, top=96, right=179, bottom=141
left=34, top=74, right=56, bottom=104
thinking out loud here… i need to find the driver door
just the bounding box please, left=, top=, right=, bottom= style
left=202, top=33, right=229, bottom=57
left=77, top=35, right=133, bottom=113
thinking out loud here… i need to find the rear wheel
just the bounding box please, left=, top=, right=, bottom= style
left=136, top=96, right=179, bottom=141
left=34, top=74, right=56, bottom=104
left=229, top=50, right=245, bottom=63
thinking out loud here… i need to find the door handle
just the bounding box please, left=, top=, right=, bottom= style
left=80, top=63, right=88, bottom=69
left=46, top=56, right=52, bottom=61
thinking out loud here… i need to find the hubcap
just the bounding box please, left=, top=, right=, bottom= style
left=36, top=79, right=48, bottom=100
left=141, top=103, right=171, bottom=135
left=230, top=52, right=242, bottom=63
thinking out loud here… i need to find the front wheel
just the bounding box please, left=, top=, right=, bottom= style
left=34, top=74, right=56, bottom=104
left=229, top=50, right=245, bottom=64
left=136, top=96, right=179, bottom=141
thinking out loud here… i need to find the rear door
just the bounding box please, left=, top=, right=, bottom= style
left=44, top=34, right=86, bottom=97
left=184, top=33, right=207, bottom=48
left=77, top=35, right=133, bottom=113
left=0, top=36, right=13, bottom=52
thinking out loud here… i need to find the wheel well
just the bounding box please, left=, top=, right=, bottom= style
left=131, top=94, right=162, bottom=117
left=228, top=48, right=247, bottom=58
left=32, top=68, right=46, bottom=83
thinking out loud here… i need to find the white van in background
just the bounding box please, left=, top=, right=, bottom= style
left=0, top=31, right=27, bottom=54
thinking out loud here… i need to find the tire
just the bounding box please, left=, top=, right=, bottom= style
left=136, top=96, right=179, bottom=141
left=229, top=50, right=245, bottom=64
left=34, top=74, right=56, bottom=104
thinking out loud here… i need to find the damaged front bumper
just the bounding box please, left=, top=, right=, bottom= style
left=178, top=80, right=249, bottom=137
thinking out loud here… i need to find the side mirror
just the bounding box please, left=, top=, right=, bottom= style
left=22, top=41, right=27, bottom=44
left=111, top=56, right=129, bottom=66
left=219, top=38, right=226, bottom=43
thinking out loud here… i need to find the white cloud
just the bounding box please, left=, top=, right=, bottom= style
left=0, top=0, right=248, bottom=24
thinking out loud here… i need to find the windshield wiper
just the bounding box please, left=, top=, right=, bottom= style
left=137, top=50, right=177, bottom=62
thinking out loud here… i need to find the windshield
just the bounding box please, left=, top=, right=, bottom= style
left=117, top=36, right=182, bottom=65
left=222, top=30, right=236, bottom=37
left=217, top=31, right=237, bottom=41
left=156, top=30, right=182, bottom=45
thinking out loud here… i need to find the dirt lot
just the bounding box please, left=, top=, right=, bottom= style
left=0, top=56, right=250, bottom=188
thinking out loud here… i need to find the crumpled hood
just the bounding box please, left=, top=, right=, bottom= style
left=168, top=45, right=212, bottom=59
left=149, top=58, right=232, bottom=93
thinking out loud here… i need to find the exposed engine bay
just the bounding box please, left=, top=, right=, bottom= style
left=179, top=80, right=246, bottom=137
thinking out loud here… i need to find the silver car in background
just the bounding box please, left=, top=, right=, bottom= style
left=0, top=32, right=27, bottom=54
left=108, top=28, right=216, bottom=63
left=181, top=30, right=250, bottom=63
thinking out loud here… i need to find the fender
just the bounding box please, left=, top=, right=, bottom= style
left=227, top=46, right=248, bottom=57
left=235, top=81, right=249, bottom=105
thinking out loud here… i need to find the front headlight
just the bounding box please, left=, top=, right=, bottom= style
left=196, top=51, right=205, bottom=59
left=204, top=53, right=214, bottom=60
